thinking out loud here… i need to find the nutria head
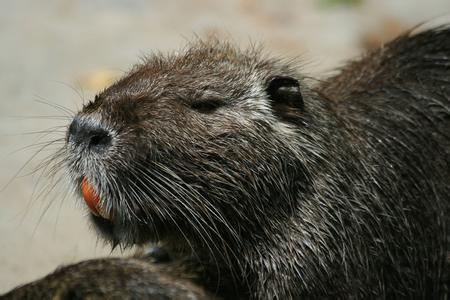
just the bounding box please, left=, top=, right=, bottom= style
left=65, top=40, right=327, bottom=253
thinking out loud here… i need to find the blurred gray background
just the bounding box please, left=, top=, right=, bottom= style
left=1, top=0, right=449, bottom=293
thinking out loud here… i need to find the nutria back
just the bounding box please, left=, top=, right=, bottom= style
left=2, top=26, right=449, bottom=299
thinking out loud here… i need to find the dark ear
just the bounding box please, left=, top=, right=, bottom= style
left=266, top=76, right=304, bottom=116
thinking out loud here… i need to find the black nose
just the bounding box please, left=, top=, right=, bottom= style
left=68, top=117, right=112, bottom=151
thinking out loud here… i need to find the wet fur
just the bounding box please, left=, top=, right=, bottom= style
left=3, top=27, right=450, bottom=299
left=2, top=256, right=216, bottom=300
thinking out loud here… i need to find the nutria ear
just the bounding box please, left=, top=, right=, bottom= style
left=266, top=76, right=304, bottom=113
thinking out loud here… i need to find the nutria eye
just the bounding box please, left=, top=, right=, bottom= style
left=190, top=99, right=224, bottom=113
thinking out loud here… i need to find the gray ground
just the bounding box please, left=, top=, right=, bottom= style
left=1, top=0, right=449, bottom=293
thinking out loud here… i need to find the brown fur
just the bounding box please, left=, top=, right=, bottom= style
left=3, top=26, right=450, bottom=299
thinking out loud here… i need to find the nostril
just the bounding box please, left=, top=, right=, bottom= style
left=89, top=131, right=112, bottom=149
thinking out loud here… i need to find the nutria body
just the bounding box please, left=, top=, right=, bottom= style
left=2, top=254, right=216, bottom=300
left=3, top=27, right=450, bottom=299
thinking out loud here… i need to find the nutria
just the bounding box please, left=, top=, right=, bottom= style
left=1, top=252, right=217, bottom=300
left=2, top=26, right=449, bottom=299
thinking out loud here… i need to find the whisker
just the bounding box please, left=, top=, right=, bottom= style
left=133, top=160, right=245, bottom=288
left=1, top=139, right=65, bottom=192
left=51, top=80, right=87, bottom=111
left=34, top=97, right=75, bottom=118
left=2, top=126, right=67, bottom=137
left=31, top=167, right=68, bottom=239
left=8, top=138, right=65, bottom=156
left=7, top=115, right=72, bottom=121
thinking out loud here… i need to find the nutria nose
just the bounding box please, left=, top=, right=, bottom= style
left=68, top=117, right=112, bottom=151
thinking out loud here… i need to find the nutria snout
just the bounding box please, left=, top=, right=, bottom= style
left=67, top=116, right=113, bottom=152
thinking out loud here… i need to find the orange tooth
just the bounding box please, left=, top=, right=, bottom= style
left=81, top=177, right=101, bottom=217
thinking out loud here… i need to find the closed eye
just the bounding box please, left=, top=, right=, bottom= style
left=190, top=99, right=225, bottom=113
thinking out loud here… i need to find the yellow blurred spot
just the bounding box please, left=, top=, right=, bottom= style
left=78, top=69, right=120, bottom=92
